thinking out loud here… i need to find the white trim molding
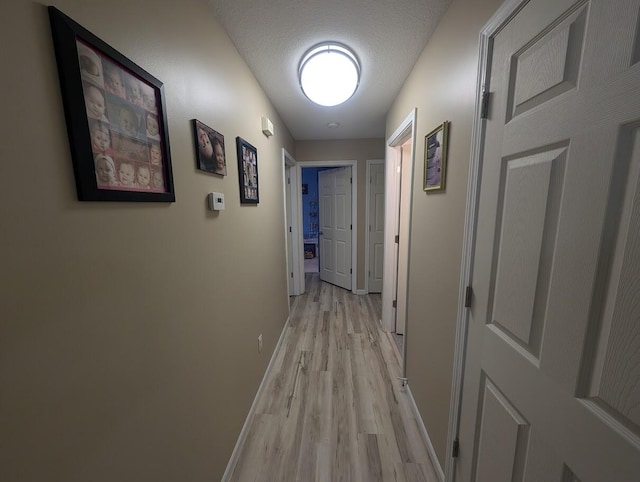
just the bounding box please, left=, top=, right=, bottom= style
left=296, top=160, right=359, bottom=294
left=222, top=316, right=292, bottom=481
left=445, top=1, right=528, bottom=481
left=406, top=383, right=445, bottom=482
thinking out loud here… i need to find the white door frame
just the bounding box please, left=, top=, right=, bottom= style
left=282, top=148, right=303, bottom=296
left=365, top=159, right=385, bottom=294
left=296, top=160, right=358, bottom=294
left=383, top=109, right=417, bottom=375
left=445, top=1, right=525, bottom=480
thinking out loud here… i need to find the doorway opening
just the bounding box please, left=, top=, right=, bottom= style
left=383, top=109, right=417, bottom=372
left=282, top=148, right=302, bottom=297
left=301, top=167, right=332, bottom=275
left=295, top=160, right=358, bottom=294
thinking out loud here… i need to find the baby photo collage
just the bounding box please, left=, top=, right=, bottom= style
left=241, top=145, right=258, bottom=201
left=77, top=40, right=166, bottom=192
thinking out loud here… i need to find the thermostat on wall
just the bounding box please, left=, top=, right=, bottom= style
left=207, top=192, right=225, bottom=211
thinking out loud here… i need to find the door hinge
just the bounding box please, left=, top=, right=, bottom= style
left=289, top=226, right=292, bottom=233
left=395, top=234, right=399, bottom=244
left=369, top=224, right=372, bottom=232
left=350, top=177, right=353, bottom=184
left=287, top=177, right=290, bottom=184
left=392, top=300, right=397, bottom=308
left=452, top=438, right=460, bottom=458
left=350, top=224, right=352, bottom=230
left=481, top=89, right=490, bottom=120
left=290, top=272, right=293, bottom=278
left=464, top=285, right=473, bottom=308
left=350, top=268, right=353, bottom=274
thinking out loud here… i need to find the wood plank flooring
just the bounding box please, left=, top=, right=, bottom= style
left=228, top=274, right=438, bottom=482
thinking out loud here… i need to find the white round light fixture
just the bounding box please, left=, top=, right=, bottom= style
left=299, top=43, right=360, bottom=107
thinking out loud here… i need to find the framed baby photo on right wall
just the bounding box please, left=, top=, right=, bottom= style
left=424, top=121, right=450, bottom=192
left=49, top=6, right=175, bottom=202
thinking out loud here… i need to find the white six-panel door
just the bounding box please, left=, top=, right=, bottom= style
left=319, top=167, right=352, bottom=290
left=368, top=162, right=385, bottom=293
left=457, top=0, right=640, bottom=480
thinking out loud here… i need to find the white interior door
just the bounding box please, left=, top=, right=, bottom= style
left=395, top=140, right=412, bottom=335
left=458, top=0, right=640, bottom=480
left=389, top=150, right=403, bottom=333
left=285, top=165, right=294, bottom=296
left=319, top=167, right=352, bottom=290
left=283, top=149, right=302, bottom=296
left=368, top=162, right=385, bottom=293
left=383, top=110, right=416, bottom=334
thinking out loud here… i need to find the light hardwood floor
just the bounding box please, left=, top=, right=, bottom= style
left=227, top=274, right=439, bottom=482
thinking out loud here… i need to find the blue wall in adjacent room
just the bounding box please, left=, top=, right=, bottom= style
left=301, top=167, right=336, bottom=239
left=302, top=167, right=319, bottom=240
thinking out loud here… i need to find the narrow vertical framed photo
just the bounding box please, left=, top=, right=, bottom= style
left=424, top=121, right=450, bottom=192
left=48, top=6, right=175, bottom=202
left=236, top=137, right=259, bottom=204
left=192, top=119, right=227, bottom=176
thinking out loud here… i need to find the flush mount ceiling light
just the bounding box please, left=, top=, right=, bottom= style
left=299, top=42, right=360, bottom=107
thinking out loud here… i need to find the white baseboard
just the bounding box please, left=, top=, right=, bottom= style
left=355, top=289, right=367, bottom=295
left=221, top=316, right=291, bottom=481
left=405, top=384, right=445, bottom=482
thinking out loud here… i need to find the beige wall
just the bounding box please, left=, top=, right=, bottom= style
left=385, top=0, right=503, bottom=468
left=295, top=139, right=385, bottom=290
left=0, top=0, right=294, bottom=480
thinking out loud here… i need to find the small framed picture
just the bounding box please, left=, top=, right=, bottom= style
left=236, top=137, right=259, bottom=204
left=49, top=7, right=175, bottom=202
left=424, top=121, right=450, bottom=192
left=193, top=119, right=226, bottom=176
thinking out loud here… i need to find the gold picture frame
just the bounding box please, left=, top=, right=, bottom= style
left=424, top=121, right=449, bottom=192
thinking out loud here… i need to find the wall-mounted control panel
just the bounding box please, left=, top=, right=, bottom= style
left=207, top=192, right=225, bottom=211
left=261, top=116, right=274, bottom=137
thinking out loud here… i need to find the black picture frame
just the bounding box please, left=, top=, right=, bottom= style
left=48, top=6, right=175, bottom=202
left=192, top=119, right=226, bottom=176
left=236, top=137, right=259, bottom=204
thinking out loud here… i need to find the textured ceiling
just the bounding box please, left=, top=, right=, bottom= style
left=208, top=0, right=451, bottom=140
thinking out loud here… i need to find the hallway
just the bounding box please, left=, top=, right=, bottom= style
left=228, top=274, right=438, bottom=481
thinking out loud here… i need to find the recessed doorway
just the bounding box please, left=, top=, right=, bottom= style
left=296, top=160, right=358, bottom=294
